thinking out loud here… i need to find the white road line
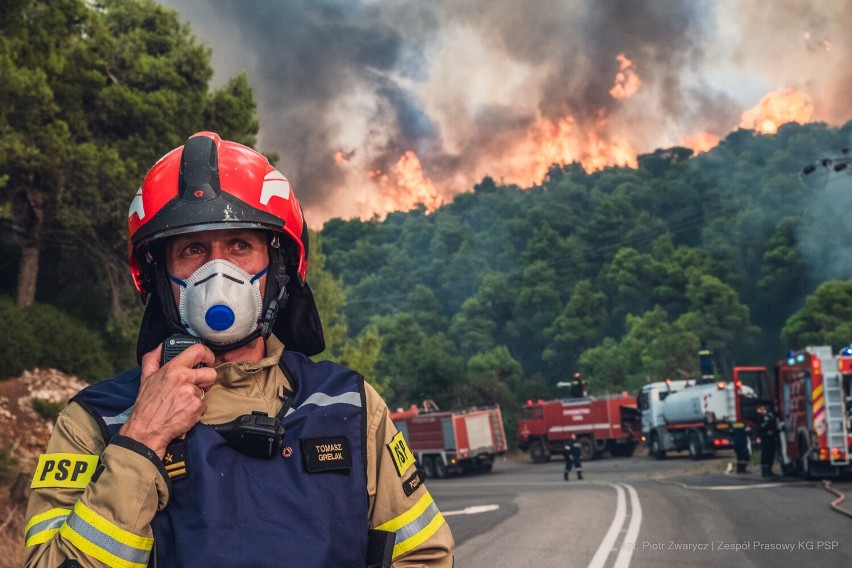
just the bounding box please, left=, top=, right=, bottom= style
left=587, top=483, right=627, bottom=568
left=613, top=484, right=642, bottom=568
left=443, top=504, right=500, bottom=516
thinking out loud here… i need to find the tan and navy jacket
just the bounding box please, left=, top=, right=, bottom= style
left=23, top=336, right=454, bottom=566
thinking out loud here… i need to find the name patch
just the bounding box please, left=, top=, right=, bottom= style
left=402, top=469, right=425, bottom=496
left=387, top=432, right=416, bottom=477
left=302, top=436, right=352, bottom=473
left=163, top=440, right=189, bottom=480
left=31, top=453, right=99, bottom=489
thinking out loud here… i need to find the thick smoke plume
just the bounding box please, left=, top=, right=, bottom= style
left=160, top=0, right=852, bottom=226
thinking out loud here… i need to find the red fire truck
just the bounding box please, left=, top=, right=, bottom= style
left=391, top=401, right=508, bottom=478
left=774, top=346, right=852, bottom=477
left=517, top=392, right=640, bottom=462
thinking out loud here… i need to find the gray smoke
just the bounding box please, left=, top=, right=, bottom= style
left=159, top=0, right=852, bottom=225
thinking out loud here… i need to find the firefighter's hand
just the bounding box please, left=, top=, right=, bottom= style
left=119, top=343, right=217, bottom=458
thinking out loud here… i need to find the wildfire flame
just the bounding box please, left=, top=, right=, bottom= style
left=333, top=83, right=821, bottom=221
left=517, top=114, right=638, bottom=182
left=679, top=132, right=721, bottom=155
left=358, top=151, right=442, bottom=215
left=739, top=87, right=814, bottom=135
left=609, top=54, right=641, bottom=100
left=391, top=151, right=441, bottom=211
left=334, top=150, right=354, bottom=164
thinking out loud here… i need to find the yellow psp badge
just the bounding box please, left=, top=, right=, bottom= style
left=31, top=453, right=99, bottom=489
left=387, top=432, right=416, bottom=477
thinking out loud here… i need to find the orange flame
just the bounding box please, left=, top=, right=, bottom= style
left=334, top=150, right=354, bottom=164
left=514, top=115, right=638, bottom=182
left=364, top=151, right=441, bottom=215
left=610, top=54, right=641, bottom=100
left=326, top=84, right=824, bottom=224
left=739, top=87, right=814, bottom=134
left=392, top=151, right=441, bottom=210
left=679, top=132, right=721, bottom=155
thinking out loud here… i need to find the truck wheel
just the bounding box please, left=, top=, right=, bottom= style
left=578, top=437, right=595, bottom=462
left=434, top=458, right=448, bottom=479
left=610, top=442, right=635, bottom=458
left=529, top=440, right=550, bottom=463
left=649, top=434, right=666, bottom=460
left=688, top=432, right=704, bottom=461
left=422, top=457, right=436, bottom=479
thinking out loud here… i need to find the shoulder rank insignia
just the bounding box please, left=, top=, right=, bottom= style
left=387, top=431, right=415, bottom=477
left=164, top=440, right=189, bottom=480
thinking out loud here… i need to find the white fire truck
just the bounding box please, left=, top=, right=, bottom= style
left=638, top=367, right=773, bottom=459
left=774, top=346, right=852, bottom=477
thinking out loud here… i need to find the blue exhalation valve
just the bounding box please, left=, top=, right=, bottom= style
left=206, top=305, right=236, bottom=331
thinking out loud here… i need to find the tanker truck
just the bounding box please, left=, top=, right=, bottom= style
left=638, top=366, right=773, bottom=459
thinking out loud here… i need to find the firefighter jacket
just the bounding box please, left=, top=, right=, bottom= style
left=23, top=335, right=454, bottom=567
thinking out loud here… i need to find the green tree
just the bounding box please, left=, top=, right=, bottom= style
left=372, top=312, right=465, bottom=410
left=781, top=280, right=852, bottom=351
left=505, top=261, right=561, bottom=374
left=578, top=306, right=699, bottom=393
left=605, top=247, right=655, bottom=322
left=339, top=325, right=385, bottom=394
left=462, top=346, right=524, bottom=439
left=449, top=273, right=513, bottom=356
left=0, top=0, right=259, bottom=339
left=675, top=269, right=760, bottom=375
left=0, top=0, right=98, bottom=307
left=542, top=279, right=607, bottom=377
left=310, top=231, right=385, bottom=393
left=309, top=231, right=348, bottom=357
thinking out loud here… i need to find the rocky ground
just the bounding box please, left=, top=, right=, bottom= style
left=0, top=369, right=88, bottom=566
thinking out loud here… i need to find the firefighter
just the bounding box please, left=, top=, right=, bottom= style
left=23, top=133, right=454, bottom=567
left=732, top=421, right=751, bottom=474
left=562, top=434, right=583, bottom=480
left=757, top=405, right=779, bottom=478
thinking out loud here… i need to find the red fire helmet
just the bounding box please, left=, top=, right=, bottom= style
left=128, top=131, right=308, bottom=299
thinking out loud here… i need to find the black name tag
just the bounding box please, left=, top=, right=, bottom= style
left=402, top=469, right=425, bottom=496
left=301, top=436, right=352, bottom=473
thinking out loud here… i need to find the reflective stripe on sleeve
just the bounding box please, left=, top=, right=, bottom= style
left=376, top=491, right=446, bottom=558
left=58, top=501, right=153, bottom=568
left=24, top=508, right=71, bottom=547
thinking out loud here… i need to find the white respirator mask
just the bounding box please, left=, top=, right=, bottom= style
left=169, top=259, right=267, bottom=345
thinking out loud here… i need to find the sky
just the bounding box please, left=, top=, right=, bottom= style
left=159, top=0, right=852, bottom=229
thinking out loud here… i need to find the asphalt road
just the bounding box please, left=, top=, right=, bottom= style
left=428, top=452, right=852, bottom=568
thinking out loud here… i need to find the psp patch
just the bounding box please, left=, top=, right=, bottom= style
left=402, top=468, right=425, bottom=497
left=163, top=440, right=189, bottom=480
left=387, top=431, right=416, bottom=477
left=302, top=436, right=352, bottom=473
left=31, top=453, right=99, bottom=489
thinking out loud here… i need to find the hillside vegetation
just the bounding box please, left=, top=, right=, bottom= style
left=3, top=1, right=852, bottom=440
